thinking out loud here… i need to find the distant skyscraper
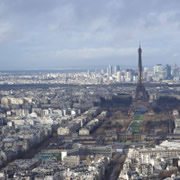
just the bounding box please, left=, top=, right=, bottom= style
left=107, top=65, right=112, bottom=76
left=87, top=70, right=90, bottom=76
left=164, top=64, right=171, bottom=80
left=126, top=70, right=132, bottom=82
left=153, top=64, right=163, bottom=76
left=173, top=64, right=179, bottom=76
left=113, top=65, right=120, bottom=75
left=153, top=64, right=165, bottom=80
left=143, top=67, right=149, bottom=81
left=107, top=67, right=110, bottom=76
left=172, top=64, right=180, bottom=80
left=117, top=71, right=121, bottom=82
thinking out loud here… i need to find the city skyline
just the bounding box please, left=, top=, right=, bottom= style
left=0, top=0, right=180, bottom=70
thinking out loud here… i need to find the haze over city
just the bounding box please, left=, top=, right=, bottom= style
left=0, top=0, right=180, bottom=70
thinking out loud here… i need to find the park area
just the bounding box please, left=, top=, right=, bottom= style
left=130, top=121, right=142, bottom=132
left=134, top=115, right=144, bottom=121
left=130, top=115, right=144, bottom=132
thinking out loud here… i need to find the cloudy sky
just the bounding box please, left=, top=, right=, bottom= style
left=0, top=0, right=180, bottom=70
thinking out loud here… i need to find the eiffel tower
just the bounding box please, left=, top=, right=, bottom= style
left=129, top=45, right=150, bottom=114
left=135, top=45, right=149, bottom=102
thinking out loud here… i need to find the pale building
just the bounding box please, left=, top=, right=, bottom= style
left=57, top=127, right=70, bottom=136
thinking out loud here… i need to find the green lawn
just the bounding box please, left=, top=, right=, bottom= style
left=134, top=115, right=144, bottom=121
left=130, top=121, right=142, bottom=132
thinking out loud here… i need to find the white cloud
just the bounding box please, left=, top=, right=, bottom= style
left=0, top=0, right=180, bottom=69
left=0, top=22, right=15, bottom=43
left=55, top=48, right=135, bottom=60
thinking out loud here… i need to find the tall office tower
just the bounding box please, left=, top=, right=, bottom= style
left=172, top=64, right=180, bottom=80
left=109, top=65, right=113, bottom=75
left=126, top=70, right=132, bottom=82
left=87, top=70, right=90, bottom=76
left=164, top=64, right=171, bottom=80
left=107, top=67, right=110, bottom=76
left=107, top=65, right=112, bottom=76
left=173, top=64, right=179, bottom=77
left=117, top=71, right=121, bottom=82
left=113, top=65, right=120, bottom=75
left=153, top=64, right=165, bottom=80
left=143, top=67, right=149, bottom=81
left=153, top=64, right=163, bottom=76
